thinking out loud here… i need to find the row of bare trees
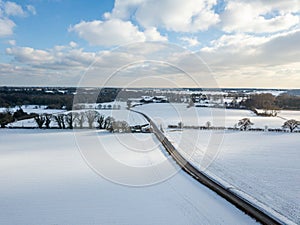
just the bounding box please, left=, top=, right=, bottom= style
left=173, top=118, right=300, bottom=132
left=34, top=110, right=131, bottom=132
left=238, top=118, right=300, bottom=132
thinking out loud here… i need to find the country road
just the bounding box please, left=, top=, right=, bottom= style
left=132, top=109, right=283, bottom=225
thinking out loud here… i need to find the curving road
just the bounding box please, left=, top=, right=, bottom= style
left=132, top=109, right=283, bottom=225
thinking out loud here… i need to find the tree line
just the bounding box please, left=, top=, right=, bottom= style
left=242, top=93, right=300, bottom=114
left=0, top=87, right=121, bottom=110
left=237, top=118, right=300, bottom=132
left=170, top=118, right=300, bottom=133
left=33, top=110, right=131, bottom=133
left=0, top=92, right=73, bottom=110
left=0, top=108, right=36, bottom=128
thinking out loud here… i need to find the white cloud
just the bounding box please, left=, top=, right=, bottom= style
left=71, top=0, right=220, bottom=46
left=201, top=33, right=268, bottom=55
left=6, top=46, right=54, bottom=64
left=26, top=5, right=36, bottom=15
left=106, top=0, right=219, bottom=32
left=3, top=42, right=213, bottom=87
left=258, top=29, right=300, bottom=64
left=5, top=44, right=97, bottom=70
left=7, top=39, right=15, bottom=45
left=69, top=19, right=146, bottom=46
left=4, top=1, right=26, bottom=17
left=200, top=29, right=300, bottom=63
left=3, top=38, right=300, bottom=88
left=0, top=1, right=36, bottom=37
left=0, top=17, right=15, bottom=36
left=144, top=27, right=167, bottom=42
left=70, top=19, right=168, bottom=46
left=104, top=0, right=144, bottom=20
left=180, top=36, right=200, bottom=47
left=69, top=41, right=78, bottom=48
left=1, top=0, right=299, bottom=88
left=221, top=0, right=299, bottom=33
left=197, top=29, right=300, bottom=88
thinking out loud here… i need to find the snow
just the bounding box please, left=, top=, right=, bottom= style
left=8, top=118, right=37, bottom=128
left=8, top=103, right=299, bottom=129
left=135, top=103, right=300, bottom=224
left=246, top=90, right=286, bottom=96
left=0, top=105, right=65, bottom=114
left=2, top=102, right=299, bottom=223
left=166, top=130, right=300, bottom=225
left=135, top=103, right=289, bottom=129
left=277, top=110, right=300, bottom=121
left=0, top=129, right=258, bottom=225
left=7, top=108, right=147, bottom=128
left=94, top=109, right=147, bottom=126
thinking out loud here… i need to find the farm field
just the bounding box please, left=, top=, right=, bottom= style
left=136, top=103, right=300, bottom=224
left=167, top=130, right=300, bottom=225
left=0, top=129, right=258, bottom=225
left=2, top=102, right=299, bottom=224
left=135, top=103, right=300, bottom=129
left=8, top=104, right=147, bottom=128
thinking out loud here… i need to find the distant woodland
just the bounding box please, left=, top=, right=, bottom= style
left=0, top=87, right=120, bottom=110
left=0, top=87, right=300, bottom=111
left=242, top=93, right=300, bottom=111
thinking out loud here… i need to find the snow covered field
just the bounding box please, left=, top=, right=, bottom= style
left=8, top=108, right=147, bottom=128
left=277, top=110, right=300, bottom=120
left=0, top=105, right=65, bottom=114
left=7, top=102, right=300, bottom=129
left=167, top=130, right=300, bottom=224
left=135, top=103, right=300, bottom=129
left=0, top=129, right=258, bottom=225
left=134, top=103, right=299, bottom=224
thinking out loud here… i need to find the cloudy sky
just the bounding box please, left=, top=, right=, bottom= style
left=0, top=0, right=299, bottom=88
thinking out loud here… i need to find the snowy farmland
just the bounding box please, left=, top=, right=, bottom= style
left=0, top=129, right=258, bottom=225
left=135, top=103, right=300, bottom=129
left=1, top=102, right=299, bottom=224
left=8, top=108, right=147, bottom=128
left=135, top=103, right=300, bottom=224
left=167, top=130, right=300, bottom=225
left=0, top=105, right=65, bottom=114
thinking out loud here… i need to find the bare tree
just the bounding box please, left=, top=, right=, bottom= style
left=282, top=119, right=300, bottom=132
left=126, top=100, right=131, bottom=109
left=178, top=121, right=183, bottom=129
left=0, top=110, right=13, bottom=128
left=85, top=110, right=99, bottom=129
left=66, top=112, right=78, bottom=129
left=187, top=99, right=194, bottom=108
left=96, top=114, right=105, bottom=129
left=76, top=112, right=85, bottom=129
left=44, top=114, right=52, bottom=129
left=104, top=116, right=115, bottom=131
left=34, top=114, right=45, bottom=128
left=119, top=121, right=130, bottom=133
left=110, top=120, right=130, bottom=133
left=238, top=118, right=253, bottom=131
left=53, top=114, right=66, bottom=129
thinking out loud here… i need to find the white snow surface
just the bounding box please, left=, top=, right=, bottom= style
left=167, top=130, right=300, bottom=224
left=0, top=105, right=65, bottom=114
left=277, top=110, right=300, bottom=121
left=8, top=108, right=147, bottom=128
left=135, top=103, right=292, bottom=129
left=0, top=129, right=258, bottom=225
left=134, top=103, right=299, bottom=224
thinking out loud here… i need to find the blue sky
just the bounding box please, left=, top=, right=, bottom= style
left=0, top=0, right=299, bottom=88
left=1, top=0, right=114, bottom=49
